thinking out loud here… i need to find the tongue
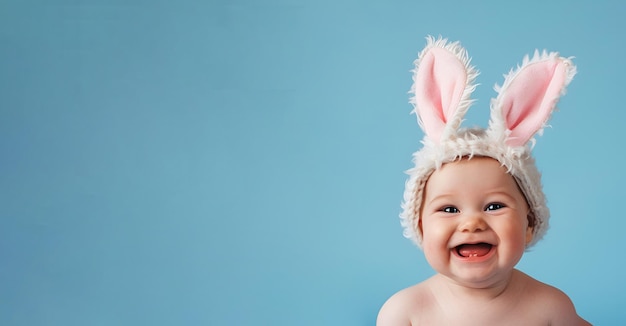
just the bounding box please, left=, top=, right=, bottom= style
left=457, top=243, right=492, bottom=257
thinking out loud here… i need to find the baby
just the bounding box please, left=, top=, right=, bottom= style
left=377, top=37, right=591, bottom=325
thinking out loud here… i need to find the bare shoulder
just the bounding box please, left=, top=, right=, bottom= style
left=519, top=272, right=591, bottom=326
left=376, top=282, right=436, bottom=326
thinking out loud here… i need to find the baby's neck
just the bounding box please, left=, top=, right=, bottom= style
left=435, top=269, right=523, bottom=302
left=420, top=270, right=559, bottom=325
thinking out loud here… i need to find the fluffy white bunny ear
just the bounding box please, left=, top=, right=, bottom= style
left=410, top=37, right=478, bottom=143
left=489, top=51, right=576, bottom=147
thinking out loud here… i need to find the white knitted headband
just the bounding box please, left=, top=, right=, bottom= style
left=400, top=37, right=576, bottom=248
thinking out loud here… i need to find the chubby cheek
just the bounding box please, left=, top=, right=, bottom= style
left=422, top=240, right=451, bottom=274
left=421, top=219, right=451, bottom=243
left=421, top=221, right=452, bottom=264
left=499, top=222, right=529, bottom=255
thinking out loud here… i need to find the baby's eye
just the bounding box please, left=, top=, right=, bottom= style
left=441, top=206, right=459, bottom=213
left=485, top=203, right=505, bottom=211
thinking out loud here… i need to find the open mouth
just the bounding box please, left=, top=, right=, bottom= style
left=455, top=243, right=493, bottom=258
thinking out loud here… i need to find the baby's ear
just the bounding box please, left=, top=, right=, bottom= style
left=525, top=212, right=535, bottom=245
left=410, top=37, right=478, bottom=143
left=417, top=218, right=423, bottom=239
left=488, top=51, right=576, bottom=147
left=525, top=224, right=534, bottom=246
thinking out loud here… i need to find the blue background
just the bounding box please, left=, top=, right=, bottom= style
left=1, top=0, right=623, bottom=325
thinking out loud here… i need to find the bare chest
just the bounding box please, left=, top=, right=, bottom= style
left=410, top=301, right=548, bottom=326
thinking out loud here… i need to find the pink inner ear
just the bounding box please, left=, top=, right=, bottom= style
left=415, top=48, right=467, bottom=142
left=502, top=60, right=567, bottom=146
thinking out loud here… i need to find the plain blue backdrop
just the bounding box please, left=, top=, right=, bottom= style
left=1, top=0, right=624, bottom=325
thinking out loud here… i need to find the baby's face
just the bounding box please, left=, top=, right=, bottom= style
left=419, top=157, right=533, bottom=287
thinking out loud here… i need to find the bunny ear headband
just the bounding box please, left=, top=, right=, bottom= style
left=401, top=37, right=576, bottom=248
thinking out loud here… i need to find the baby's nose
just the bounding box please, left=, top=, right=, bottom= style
left=458, top=214, right=488, bottom=232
